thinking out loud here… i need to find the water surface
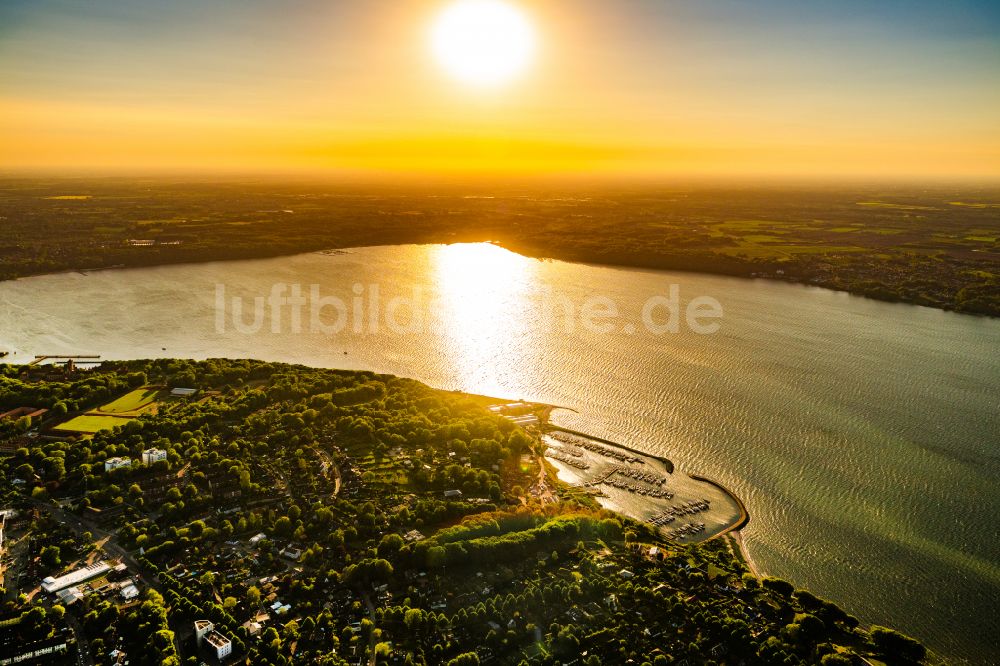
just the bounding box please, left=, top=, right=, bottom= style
left=1, top=243, right=997, bottom=663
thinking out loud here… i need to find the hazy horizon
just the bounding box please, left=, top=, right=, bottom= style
left=3, top=169, right=1000, bottom=190
left=2, top=0, right=998, bottom=181
left=1, top=4, right=998, bottom=665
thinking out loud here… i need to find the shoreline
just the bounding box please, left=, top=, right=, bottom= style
left=10, top=350, right=755, bottom=553
left=539, top=416, right=749, bottom=546
left=730, top=530, right=762, bottom=578
left=688, top=473, right=750, bottom=536
left=504, top=248, right=1000, bottom=320
left=1, top=240, right=996, bottom=320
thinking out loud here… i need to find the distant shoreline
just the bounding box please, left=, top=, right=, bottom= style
left=1, top=240, right=997, bottom=319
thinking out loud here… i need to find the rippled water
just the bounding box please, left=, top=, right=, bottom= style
left=1, top=243, right=998, bottom=663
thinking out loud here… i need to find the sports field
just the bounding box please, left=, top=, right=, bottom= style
left=53, top=387, right=163, bottom=433
left=94, top=387, right=161, bottom=415
left=54, top=414, right=130, bottom=434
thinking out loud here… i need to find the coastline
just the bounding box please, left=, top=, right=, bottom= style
left=730, top=531, right=762, bottom=578
left=12, top=360, right=959, bottom=660
left=2, top=240, right=996, bottom=319
left=538, top=414, right=748, bottom=546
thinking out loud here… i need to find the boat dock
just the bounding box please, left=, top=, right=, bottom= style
left=29, top=355, right=102, bottom=366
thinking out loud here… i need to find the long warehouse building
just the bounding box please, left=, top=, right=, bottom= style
left=41, top=561, right=111, bottom=593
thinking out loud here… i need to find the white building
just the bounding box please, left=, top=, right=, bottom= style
left=42, top=561, right=111, bottom=593
left=120, top=584, right=140, bottom=600
left=104, top=457, right=131, bottom=472
left=403, top=529, right=425, bottom=543
left=194, top=619, right=214, bottom=643
left=141, top=448, right=167, bottom=465
left=280, top=545, right=302, bottom=561
left=56, top=586, right=84, bottom=606
left=170, top=387, right=197, bottom=397
left=194, top=620, right=232, bottom=660
left=206, top=631, right=233, bottom=660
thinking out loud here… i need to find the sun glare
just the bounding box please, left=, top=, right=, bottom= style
left=430, top=0, right=536, bottom=87
left=431, top=242, right=538, bottom=396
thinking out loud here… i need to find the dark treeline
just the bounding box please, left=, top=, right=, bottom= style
left=1, top=179, right=998, bottom=315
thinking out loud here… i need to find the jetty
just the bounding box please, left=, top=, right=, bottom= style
left=546, top=426, right=675, bottom=473
left=545, top=448, right=590, bottom=470
left=665, top=522, right=707, bottom=540
left=29, top=355, right=101, bottom=366
left=646, top=499, right=711, bottom=526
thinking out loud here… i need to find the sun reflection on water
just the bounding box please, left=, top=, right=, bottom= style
left=430, top=242, right=539, bottom=396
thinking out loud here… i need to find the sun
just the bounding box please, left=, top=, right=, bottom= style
left=430, top=0, right=537, bottom=88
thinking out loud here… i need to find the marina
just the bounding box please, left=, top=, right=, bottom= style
left=646, top=499, right=712, bottom=527
left=541, top=430, right=742, bottom=543
left=1, top=243, right=996, bottom=662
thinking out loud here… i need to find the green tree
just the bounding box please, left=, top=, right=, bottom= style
left=40, top=545, right=61, bottom=568
left=762, top=577, right=794, bottom=597
left=871, top=626, right=926, bottom=663
left=274, top=516, right=293, bottom=537
left=446, top=653, right=480, bottom=666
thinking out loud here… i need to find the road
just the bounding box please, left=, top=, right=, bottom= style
left=64, top=610, right=94, bottom=666
left=26, top=499, right=145, bottom=573
left=362, top=591, right=378, bottom=666
left=24, top=498, right=173, bottom=659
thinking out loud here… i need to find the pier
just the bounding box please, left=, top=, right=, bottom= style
left=585, top=465, right=674, bottom=499
left=546, top=425, right=675, bottom=473
left=646, top=499, right=711, bottom=526
left=29, top=355, right=102, bottom=366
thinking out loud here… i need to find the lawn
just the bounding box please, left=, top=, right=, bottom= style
left=95, top=387, right=161, bottom=415
left=54, top=414, right=131, bottom=434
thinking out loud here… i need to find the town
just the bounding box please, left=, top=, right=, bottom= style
left=0, top=359, right=927, bottom=665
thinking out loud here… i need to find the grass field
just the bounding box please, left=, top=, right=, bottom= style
left=95, top=387, right=161, bottom=415
left=54, top=414, right=131, bottom=434
left=53, top=387, right=162, bottom=433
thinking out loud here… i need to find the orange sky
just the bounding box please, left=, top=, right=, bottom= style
left=1, top=0, right=998, bottom=180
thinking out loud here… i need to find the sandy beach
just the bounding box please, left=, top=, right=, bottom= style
left=731, top=531, right=762, bottom=578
